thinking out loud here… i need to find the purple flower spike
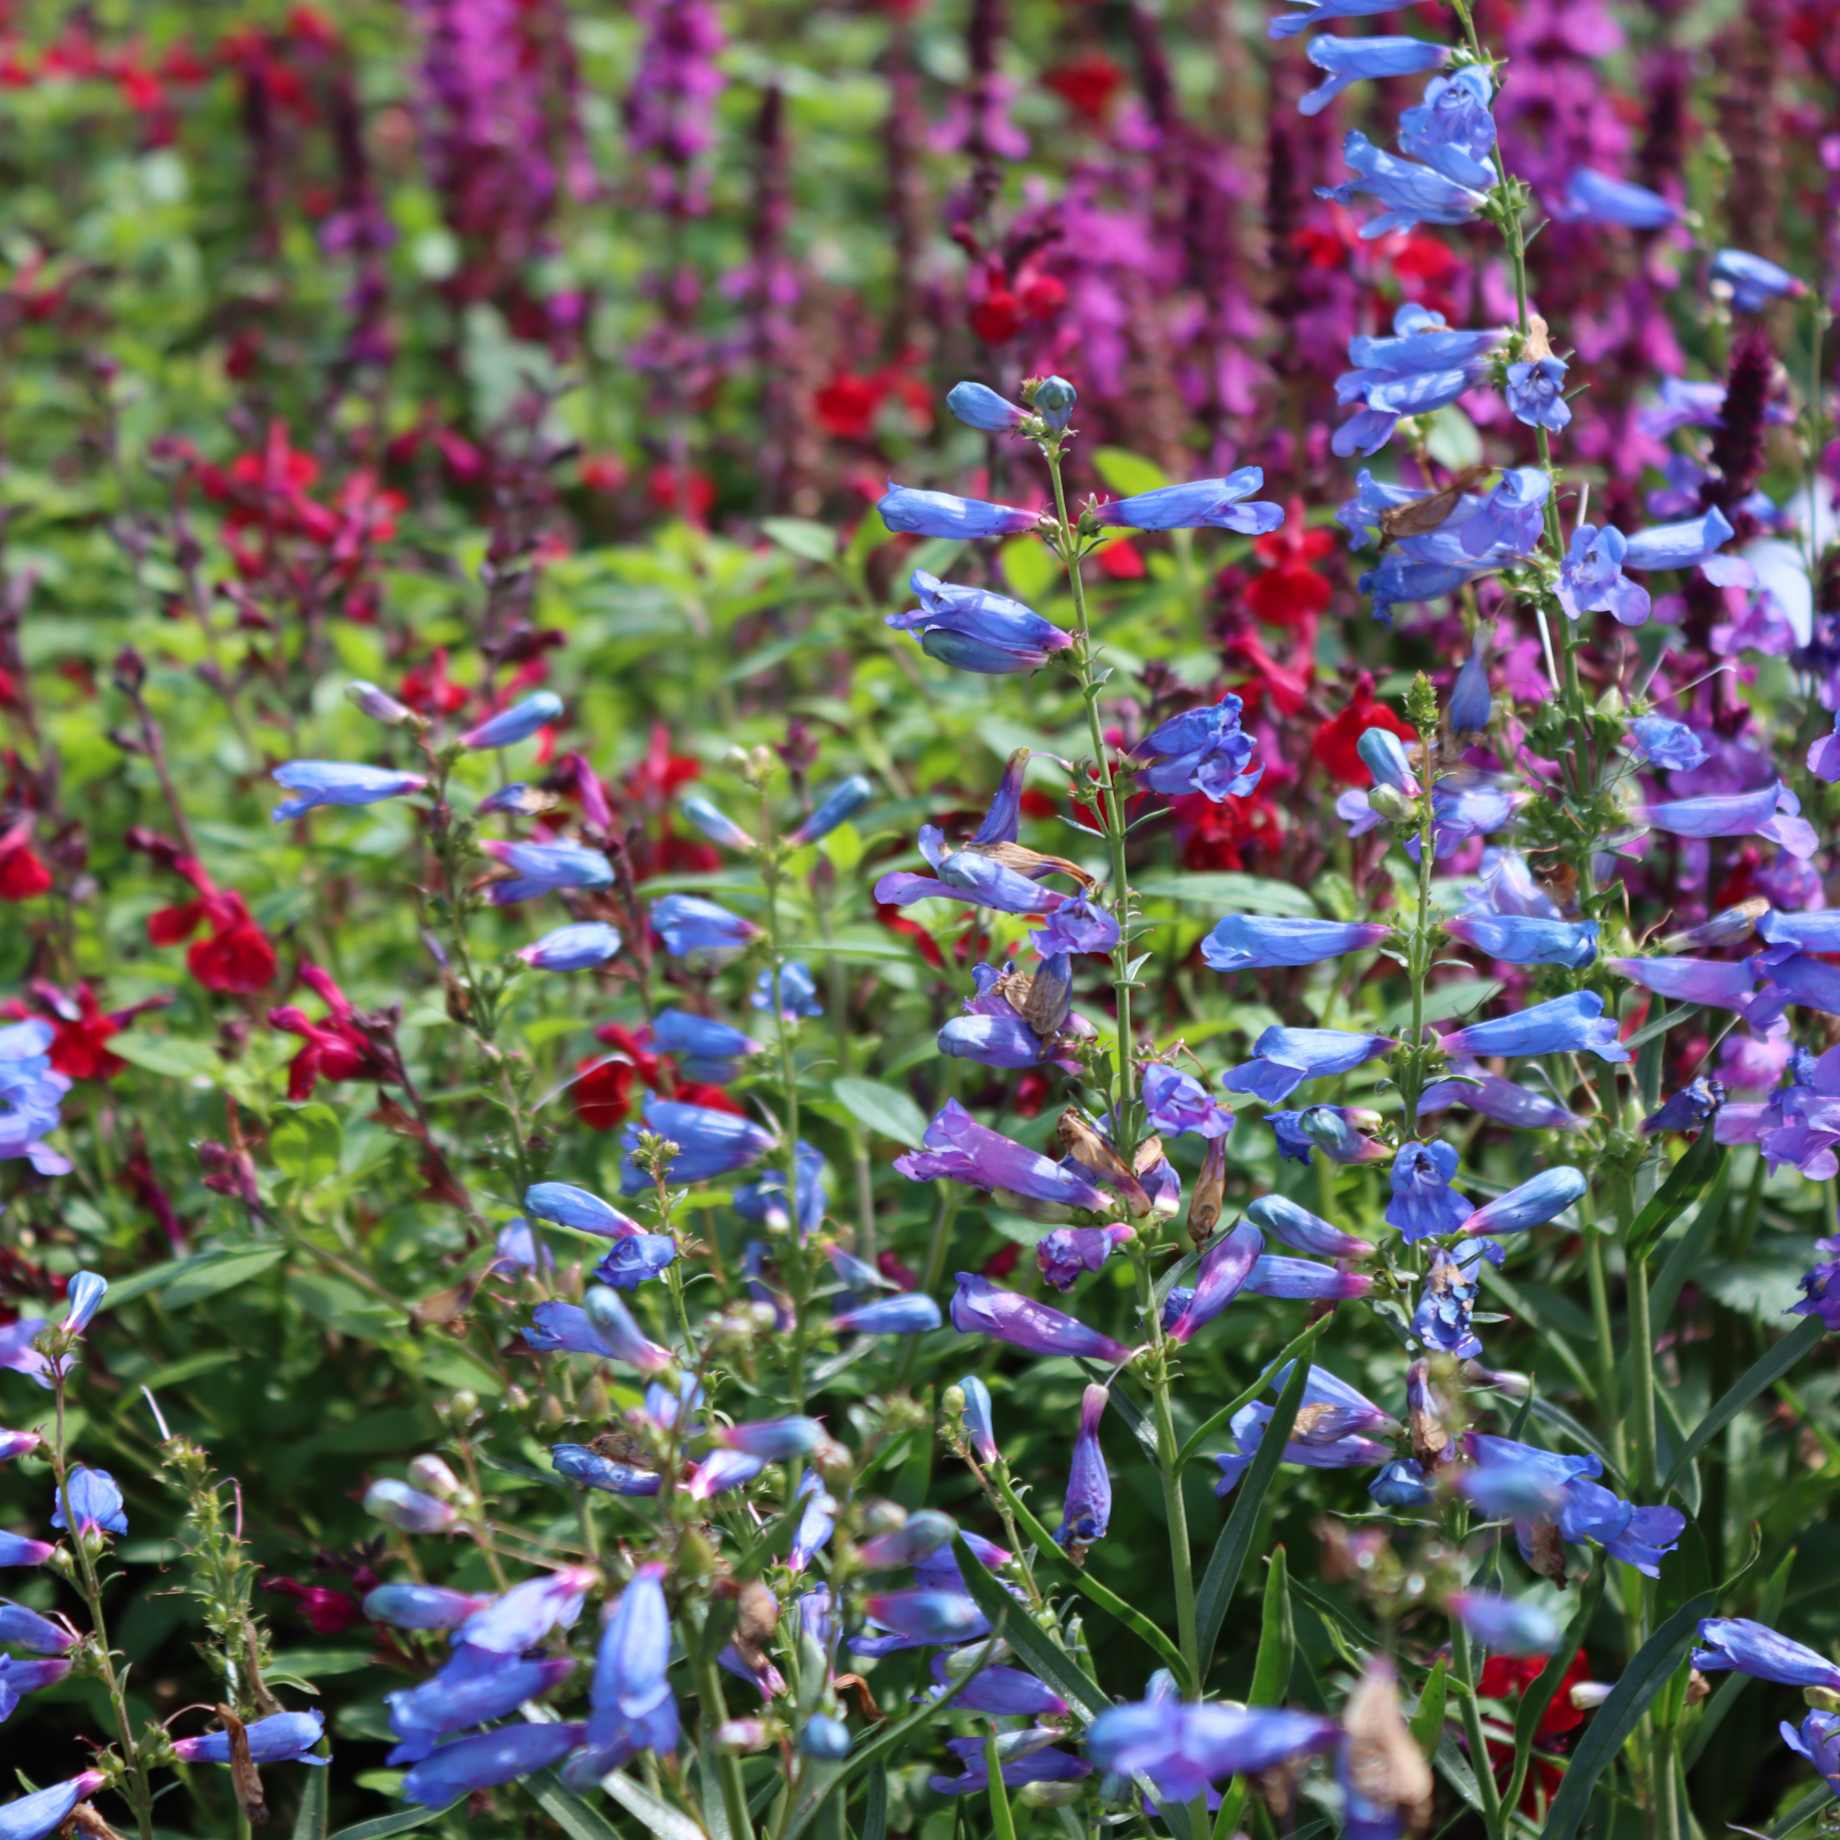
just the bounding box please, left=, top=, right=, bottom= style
left=897, top=1101, right=1111, bottom=1216
left=1167, top=1223, right=1264, bottom=1344
left=1141, top=1064, right=1233, bottom=1139
left=1035, top=1224, right=1134, bottom=1292
left=1443, top=991, right=1629, bottom=1064
left=1057, top=1385, right=1112, bottom=1548
left=951, top=1272, right=1133, bottom=1364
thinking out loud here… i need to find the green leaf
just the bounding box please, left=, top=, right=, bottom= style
left=105, top=1244, right=287, bottom=1310
left=1765, top=1784, right=1837, bottom=1837
left=530, top=1770, right=689, bottom=1839
left=760, top=517, right=837, bottom=564
left=1625, top=1129, right=1725, bottom=1265
left=984, top=1730, right=1020, bottom=1840
left=830, top=1076, right=928, bottom=1150
left=1248, top=1546, right=1295, bottom=1706
left=1540, top=1587, right=1721, bottom=1840
left=290, top=1767, right=329, bottom=1840
left=326, top=1806, right=458, bottom=1840
left=106, top=1031, right=225, bottom=1081
left=1091, top=447, right=1170, bottom=498
left=1504, top=1571, right=1604, bottom=1813
left=1175, top=1318, right=1329, bottom=1472
left=998, top=535, right=1057, bottom=602
left=272, top=1103, right=344, bottom=1187
left=1195, top=1346, right=1314, bottom=1675
left=1132, top=873, right=1316, bottom=917
left=1408, top=1657, right=1448, bottom=1756
left=1663, top=1316, right=1824, bottom=1493
left=951, top=1537, right=1112, bottom=1722
left=990, top=1468, right=1188, bottom=1679
left=1423, top=403, right=1482, bottom=469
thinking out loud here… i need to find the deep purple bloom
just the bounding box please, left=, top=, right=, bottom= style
left=1782, top=1710, right=1840, bottom=1796
left=1642, top=1077, right=1725, bottom=1136
left=1556, top=524, right=1649, bottom=627
left=897, top=1101, right=1110, bottom=1215
left=0, top=1655, right=72, bottom=1721
left=1397, top=67, right=1495, bottom=188
left=887, top=570, right=1072, bottom=675
left=1090, top=470, right=1283, bottom=535
left=1244, top=1255, right=1373, bottom=1301
left=1166, top=1222, right=1264, bottom=1343
left=1607, top=955, right=1756, bottom=1012
left=1087, top=1700, right=1339, bottom=1803
left=387, top=1652, right=573, bottom=1765
left=1628, top=716, right=1708, bottom=772
left=1036, top=1224, right=1133, bottom=1292
left=1386, top=1141, right=1473, bottom=1242
left=862, top=1589, right=990, bottom=1645
left=0, top=1601, right=72, bottom=1655
left=1057, top=1385, right=1111, bottom=1547
left=1791, top=1238, right=1840, bottom=1332
left=1033, top=899, right=1119, bottom=957
left=458, top=1566, right=596, bottom=1654
left=951, top=1272, right=1132, bottom=1363
left=0, top=1772, right=106, bottom=1840
left=1141, top=1064, right=1233, bottom=1139
left=1411, top=1251, right=1482, bottom=1359
left=1643, top=781, right=1816, bottom=859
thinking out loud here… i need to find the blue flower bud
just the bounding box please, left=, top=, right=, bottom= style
left=272, top=761, right=428, bottom=821
left=401, top=1721, right=587, bottom=1807
left=551, top=1444, right=662, bottom=1496
left=60, top=1271, right=106, bottom=1336
left=1449, top=645, right=1492, bottom=735
left=1091, top=470, right=1283, bottom=535
left=651, top=894, right=758, bottom=959
left=362, top=1479, right=455, bottom=1534
left=1357, top=726, right=1417, bottom=792
left=877, top=483, right=1040, bottom=539
left=789, top=775, right=874, bottom=845
left=799, top=1714, right=852, bottom=1760
left=460, top=691, right=563, bottom=750
left=680, top=795, right=757, bottom=852
left=1692, top=1617, right=1840, bottom=1692
left=834, top=1293, right=943, bottom=1335
left=946, top=382, right=1027, bottom=432
left=524, top=1181, right=643, bottom=1238
left=361, top=1583, right=490, bottom=1629
left=174, top=1709, right=327, bottom=1767
left=1033, top=376, right=1078, bottom=429
left=516, top=922, right=622, bottom=971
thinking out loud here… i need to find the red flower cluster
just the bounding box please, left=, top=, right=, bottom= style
left=0, top=817, right=51, bottom=902
left=571, top=1022, right=744, bottom=1134
left=268, top=965, right=394, bottom=1101
left=1478, top=1648, right=1592, bottom=1812
left=813, top=367, right=933, bottom=442
left=148, top=858, right=277, bottom=995
left=1312, top=672, right=1418, bottom=786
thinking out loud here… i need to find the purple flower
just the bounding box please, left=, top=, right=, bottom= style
left=789, top=775, right=874, bottom=845
left=1608, top=954, right=1757, bottom=1012
left=458, top=1566, right=597, bottom=1654
left=0, top=1655, right=72, bottom=1721
left=1386, top=1141, right=1473, bottom=1242
left=619, top=1096, right=776, bottom=1190
left=51, top=1466, right=126, bottom=1537
left=1448, top=1591, right=1561, bottom=1656
left=887, top=570, right=1073, bottom=675
left=1710, top=249, right=1807, bottom=312
left=482, top=839, right=613, bottom=903
left=1791, top=1238, right=1840, bottom=1333
left=361, top=1583, right=490, bottom=1630
left=1213, top=1366, right=1395, bottom=1494
left=1444, top=912, right=1597, bottom=968
left=1449, top=644, right=1492, bottom=735
left=651, top=894, right=757, bottom=960
left=1298, top=34, right=1447, bottom=118
left=1087, top=1701, right=1339, bottom=1803
left=175, top=1710, right=327, bottom=1768
left=897, top=1101, right=1110, bottom=1216
left=363, top=1479, right=455, bottom=1535
left=862, top=1589, right=990, bottom=1645
left=651, top=1010, right=761, bottom=1083
left=1135, top=694, right=1262, bottom=801
left=387, top=1652, right=573, bottom=1765
left=1269, top=0, right=1408, bottom=37
left=1245, top=1255, right=1373, bottom=1301
left=1058, top=1385, right=1112, bottom=1547
left=932, top=1655, right=1065, bottom=1717
left=1461, top=1167, right=1587, bottom=1237
left=1628, top=716, right=1709, bottom=772
left=0, top=1602, right=69, bottom=1656
left=0, top=1772, right=106, bottom=1840
left=680, top=795, right=756, bottom=851
left=1397, top=67, right=1496, bottom=188
left=1033, top=899, right=1119, bottom=957
left=560, top=1564, right=679, bottom=1784
left=1246, top=1194, right=1372, bottom=1259
left=271, top=761, right=428, bottom=821
left=0, top=1534, right=58, bottom=1568
left=524, top=1181, right=642, bottom=1238
left=1036, top=1224, right=1134, bottom=1292
left=1782, top=1709, right=1840, bottom=1796
left=1141, top=1064, right=1233, bottom=1139
left=1443, top=991, right=1630, bottom=1064
left=1090, top=470, right=1283, bottom=535
left=401, top=1721, right=587, bottom=1807
left=833, top=1293, right=943, bottom=1335
left=1556, top=524, right=1650, bottom=627
left=856, top=1510, right=959, bottom=1570
left=460, top=692, right=563, bottom=751
left=1166, top=1222, right=1264, bottom=1343
left=1266, top=1106, right=1388, bottom=1166
left=1642, top=1077, right=1725, bottom=1137
left=1456, top=467, right=1550, bottom=557
left=1412, top=1251, right=1482, bottom=1359
left=551, top=1445, right=661, bottom=1497
left=1219, top=1026, right=1396, bottom=1103
left=950, top=1272, right=1132, bottom=1364
left=1693, top=1618, right=1840, bottom=1692
left=1332, top=304, right=1501, bottom=454
left=877, top=484, right=1040, bottom=539
left=517, top=922, right=623, bottom=971
left=1505, top=355, right=1571, bottom=432
left=1643, top=781, right=1817, bottom=859
left=0, top=1433, right=40, bottom=1465
left=946, top=382, right=1026, bottom=432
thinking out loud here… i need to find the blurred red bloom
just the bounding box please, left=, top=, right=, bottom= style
left=0, top=820, right=51, bottom=901
left=1479, top=1648, right=1590, bottom=1810
left=1044, top=53, right=1125, bottom=126
left=148, top=858, right=277, bottom=995
left=814, top=375, right=881, bottom=441
left=1313, top=673, right=1416, bottom=785
left=1174, top=788, right=1281, bottom=870
left=269, top=965, right=391, bottom=1100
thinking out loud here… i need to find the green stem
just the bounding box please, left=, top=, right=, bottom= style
left=696, top=1642, right=756, bottom=1840
left=1451, top=1619, right=1507, bottom=1840
left=1135, top=1260, right=1199, bottom=1692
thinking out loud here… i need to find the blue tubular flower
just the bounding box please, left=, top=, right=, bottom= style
left=363, top=1480, right=455, bottom=1534
left=862, top=1589, right=990, bottom=1646
left=0, top=1655, right=71, bottom=1719
left=1627, top=715, right=1708, bottom=771
left=789, top=1477, right=838, bottom=1573
left=651, top=893, right=758, bottom=959
left=958, top=1375, right=998, bottom=1462
left=680, top=795, right=756, bottom=852
left=1562, top=167, right=1680, bottom=229
left=855, top=1510, right=959, bottom=1570
left=1141, top=1064, right=1232, bottom=1139
left=1624, top=506, right=1737, bottom=574
left=1033, top=900, right=1118, bottom=958
left=713, top=1417, right=826, bottom=1462
left=753, top=960, right=822, bottom=1020
left=1090, top=470, right=1284, bottom=535
left=1444, top=912, right=1598, bottom=968
left=61, top=1271, right=106, bottom=1336
left=897, top=1100, right=1110, bottom=1215
left=525, top=1181, right=642, bottom=1238
left=1166, top=1222, right=1265, bottom=1344
left=175, top=1709, right=327, bottom=1767
left=1087, top=1702, right=1339, bottom=1804
left=946, top=381, right=1027, bottom=431
left=0, top=1535, right=55, bottom=1567
left=482, top=839, right=614, bottom=904
left=361, top=1583, right=489, bottom=1630
left=1607, top=955, right=1756, bottom=1013
left=1461, top=1167, right=1587, bottom=1237
left=271, top=761, right=428, bottom=821
left=1245, top=1194, right=1372, bottom=1259
left=734, top=1140, right=828, bottom=1238
left=1056, top=1385, right=1111, bottom=1548
left=1757, top=911, right=1840, bottom=954
left=387, top=1653, right=574, bottom=1764
left=1692, top=1618, right=1840, bottom=1692
left=926, top=1738, right=1091, bottom=1799
left=51, top=1466, right=126, bottom=1536
left=461, top=691, right=563, bottom=750
left=1506, top=354, right=1571, bottom=432
left=619, top=1097, right=776, bottom=1190
left=1213, top=1367, right=1394, bottom=1494
left=1443, top=990, right=1630, bottom=1063
left=887, top=569, right=1073, bottom=675
left=556, top=1562, right=679, bottom=1784
left=1244, top=1255, right=1372, bottom=1301
left=1412, top=1251, right=1482, bottom=1358
left=1643, top=781, right=1816, bottom=859
left=0, top=1601, right=73, bottom=1654
left=583, top=1287, right=675, bottom=1375
left=1782, top=1710, right=1840, bottom=1797
left=1201, top=914, right=1387, bottom=972
left=0, top=1020, right=67, bottom=1178
left=651, top=1010, right=761, bottom=1083
left=1448, top=645, right=1492, bottom=735
left=1299, top=34, right=1446, bottom=117
left=1556, top=524, right=1650, bottom=627
left=1220, top=1025, right=1396, bottom=1103
left=1320, top=131, right=1488, bottom=240
left=402, top=1721, right=587, bottom=1807
left=1397, top=67, right=1496, bottom=187
left=0, top=1431, right=40, bottom=1463
left=0, top=1773, right=105, bottom=1840
left=933, top=1655, right=1066, bottom=1718
left=1269, top=0, right=1406, bottom=35
left=516, top=922, right=622, bottom=971
left=789, top=775, right=874, bottom=845
left=551, top=1445, right=661, bottom=1496
left=593, top=1234, right=679, bottom=1290
left=1643, top=1076, right=1725, bottom=1137
left=1710, top=249, right=1807, bottom=312
left=1036, top=1224, right=1134, bottom=1292
left=951, top=1272, right=1132, bottom=1363
left=1269, top=1104, right=1388, bottom=1166
left=878, top=483, right=1040, bottom=538
left=1456, top=466, right=1550, bottom=557
left=1369, top=1458, right=1434, bottom=1509
left=1449, top=1591, right=1561, bottom=1657
left=834, top=1292, right=942, bottom=1335
left=1135, top=694, right=1262, bottom=800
